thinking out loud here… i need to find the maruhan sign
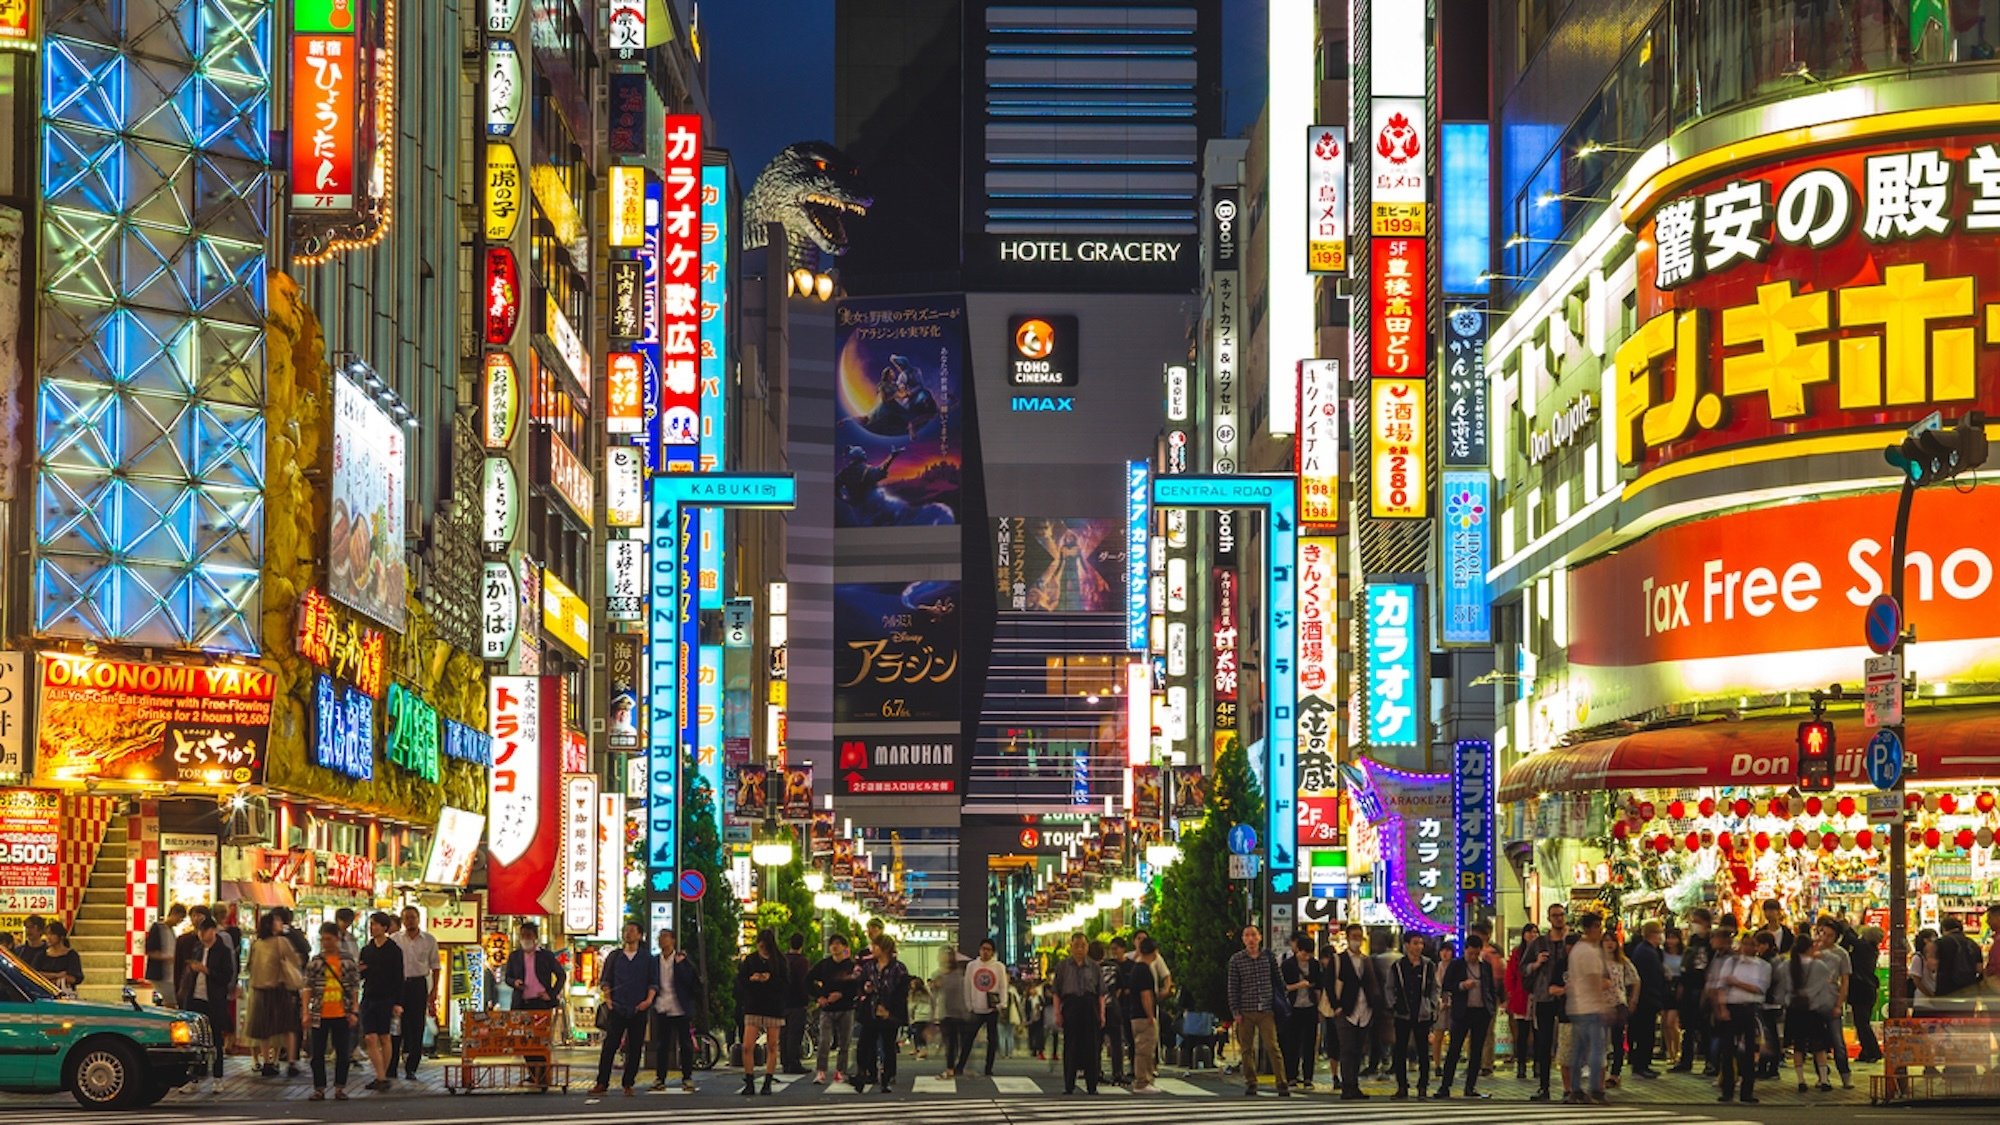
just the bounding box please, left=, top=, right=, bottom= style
left=998, top=239, right=1186, bottom=264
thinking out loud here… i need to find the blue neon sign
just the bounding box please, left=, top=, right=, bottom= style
left=1365, top=581, right=1421, bottom=748
left=1440, top=471, right=1491, bottom=645
left=1125, top=461, right=1150, bottom=651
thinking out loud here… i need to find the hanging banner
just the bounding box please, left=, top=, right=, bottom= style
left=733, top=765, right=768, bottom=823
left=1369, top=96, right=1428, bottom=235
left=1125, top=462, right=1150, bottom=650
left=1452, top=739, right=1495, bottom=914
left=1344, top=758, right=1456, bottom=934
left=659, top=115, right=704, bottom=463
left=1170, top=767, right=1207, bottom=820
left=485, top=40, right=522, bottom=137
left=1440, top=470, right=1492, bottom=645
left=1297, top=537, right=1340, bottom=842
left=833, top=294, right=967, bottom=526
left=1365, top=581, right=1421, bottom=749
left=488, top=676, right=558, bottom=915
left=483, top=143, right=522, bottom=243
left=561, top=774, right=599, bottom=934
left=1298, top=359, right=1340, bottom=525
left=1443, top=305, right=1489, bottom=468
left=1370, top=237, right=1428, bottom=378
left=289, top=21, right=360, bottom=212
left=781, top=765, right=813, bottom=822
left=1308, top=126, right=1348, bottom=271
left=1369, top=378, right=1429, bottom=518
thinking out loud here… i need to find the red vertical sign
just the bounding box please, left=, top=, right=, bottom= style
left=1370, top=238, right=1427, bottom=378
left=660, top=115, right=703, bottom=463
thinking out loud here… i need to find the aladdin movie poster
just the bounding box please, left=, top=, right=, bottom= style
left=833, top=295, right=966, bottom=528
left=834, top=581, right=961, bottom=723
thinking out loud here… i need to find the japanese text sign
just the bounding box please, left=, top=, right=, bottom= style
left=1366, top=581, right=1421, bottom=748
left=1371, top=238, right=1428, bottom=377
left=1370, top=378, right=1429, bottom=518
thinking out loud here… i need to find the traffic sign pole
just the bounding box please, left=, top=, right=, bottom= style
left=1883, top=476, right=1915, bottom=1095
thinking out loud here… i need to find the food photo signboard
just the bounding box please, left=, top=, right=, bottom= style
left=329, top=375, right=408, bottom=629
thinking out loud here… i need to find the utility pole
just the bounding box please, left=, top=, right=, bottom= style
left=1879, top=411, right=1988, bottom=1096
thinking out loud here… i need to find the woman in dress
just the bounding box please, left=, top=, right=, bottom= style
left=1660, top=929, right=1685, bottom=1067
left=246, top=911, right=302, bottom=1077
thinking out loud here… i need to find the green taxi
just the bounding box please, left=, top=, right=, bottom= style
left=0, top=947, right=209, bottom=1107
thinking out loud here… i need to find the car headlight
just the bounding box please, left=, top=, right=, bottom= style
left=169, top=1021, right=194, bottom=1046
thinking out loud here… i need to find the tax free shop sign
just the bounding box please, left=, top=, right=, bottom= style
left=1564, top=487, right=2000, bottom=722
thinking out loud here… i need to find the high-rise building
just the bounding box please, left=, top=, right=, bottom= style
left=832, top=0, right=1222, bottom=953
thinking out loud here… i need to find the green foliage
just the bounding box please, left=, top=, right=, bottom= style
left=752, top=841, right=823, bottom=955
left=1148, top=739, right=1262, bottom=1015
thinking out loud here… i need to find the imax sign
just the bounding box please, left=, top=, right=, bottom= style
left=1011, top=395, right=1074, bottom=412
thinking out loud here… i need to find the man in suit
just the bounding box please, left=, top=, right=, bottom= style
left=177, top=915, right=237, bottom=1091
left=1330, top=922, right=1386, bottom=1100
left=1437, top=934, right=1500, bottom=1098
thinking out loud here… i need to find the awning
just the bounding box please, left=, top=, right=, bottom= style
left=1499, top=704, right=2000, bottom=804
left=217, top=880, right=293, bottom=908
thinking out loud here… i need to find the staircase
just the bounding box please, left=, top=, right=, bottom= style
left=71, top=819, right=133, bottom=1004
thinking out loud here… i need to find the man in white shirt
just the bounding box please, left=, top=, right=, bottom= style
left=1330, top=923, right=1384, bottom=1100
left=651, top=928, right=699, bottom=1092
left=389, top=906, right=441, bottom=1080
left=956, top=939, right=1009, bottom=1076
left=1563, top=913, right=1612, bottom=1105
left=1709, top=930, right=1771, bottom=1105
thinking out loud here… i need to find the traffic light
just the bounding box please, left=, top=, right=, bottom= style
left=1796, top=719, right=1836, bottom=792
left=1886, top=415, right=1989, bottom=485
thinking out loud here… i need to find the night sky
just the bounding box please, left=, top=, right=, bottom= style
left=706, top=0, right=1270, bottom=188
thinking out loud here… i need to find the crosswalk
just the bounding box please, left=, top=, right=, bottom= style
left=16, top=1087, right=1795, bottom=1125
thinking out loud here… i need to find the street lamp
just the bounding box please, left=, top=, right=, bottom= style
left=803, top=871, right=825, bottom=894
left=751, top=819, right=795, bottom=867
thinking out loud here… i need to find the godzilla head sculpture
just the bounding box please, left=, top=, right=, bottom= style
left=743, top=141, right=872, bottom=268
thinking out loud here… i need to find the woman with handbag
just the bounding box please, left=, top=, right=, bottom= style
left=247, top=911, right=304, bottom=1078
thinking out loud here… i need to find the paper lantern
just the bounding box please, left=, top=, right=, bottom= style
left=1612, top=819, right=1630, bottom=840
left=1754, top=831, right=1771, bottom=851
left=1668, top=799, right=1686, bottom=819
left=1685, top=832, right=1701, bottom=852
left=1732, top=798, right=1752, bottom=819
left=1856, top=830, right=1873, bottom=851
left=1768, top=796, right=1789, bottom=817
left=1924, top=828, right=1942, bottom=849
left=1699, top=797, right=1717, bottom=817
left=1640, top=801, right=1656, bottom=822
left=1939, top=793, right=1958, bottom=815
left=1717, top=831, right=1734, bottom=852
left=1788, top=829, right=1807, bottom=849
left=1837, top=796, right=1857, bottom=818
left=1653, top=834, right=1671, bottom=854
left=1978, top=827, right=1994, bottom=848
left=1772, top=834, right=1788, bottom=853
left=1805, top=796, right=1823, bottom=816
left=1924, top=793, right=1941, bottom=812
left=1822, top=831, right=1839, bottom=851
left=1956, top=829, right=1976, bottom=850
left=1977, top=792, right=1996, bottom=814
left=1906, top=792, right=1925, bottom=809
left=1839, top=831, right=1856, bottom=850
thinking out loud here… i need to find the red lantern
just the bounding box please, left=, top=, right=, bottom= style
left=1653, top=834, right=1671, bottom=854
left=1837, top=796, right=1857, bottom=818
left=1939, top=793, right=1959, bottom=815
left=1717, top=832, right=1734, bottom=852
left=1685, top=832, right=1701, bottom=852
left=1668, top=799, right=1686, bottom=819
left=1768, top=796, right=1788, bottom=817
left=1978, top=792, right=1997, bottom=814
left=1856, top=829, right=1874, bottom=851
left=1805, top=796, right=1823, bottom=816
left=1956, top=829, right=1976, bottom=850
left=1821, top=831, right=1839, bottom=851
left=1640, top=801, right=1657, bottom=822
left=1732, top=798, right=1752, bottom=818
left=1924, top=828, right=1942, bottom=849
left=1612, top=819, right=1630, bottom=840
left=1754, top=831, right=1771, bottom=851
left=1698, top=797, right=1717, bottom=818
left=1788, top=829, right=1807, bottom=849
left=1906, top=792, right=1925, bottom=809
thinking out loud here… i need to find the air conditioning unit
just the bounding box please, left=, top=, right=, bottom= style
left=224, top=797, right=274, bottom=845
